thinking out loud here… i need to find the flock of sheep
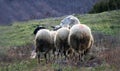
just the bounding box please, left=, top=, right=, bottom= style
left=32, top=15, right=94, bottom=63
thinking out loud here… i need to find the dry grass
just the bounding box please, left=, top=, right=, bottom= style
left=0, top=44, right=33, bottom=64
left=0, top=31, right=119, bottom=71
left=99, top=47, right=120, bottom=69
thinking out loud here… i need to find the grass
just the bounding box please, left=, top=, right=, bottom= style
left=76, top=10, right=120, bottom=35
left=0, top=59, right=37, bottom=71
left=0, top=10, right=120, bottom=47
left=0, top=10, right=120, bottom=71
left=0, top=17, right=62, bottom=47
left=0, top=60, right=116, bottom=71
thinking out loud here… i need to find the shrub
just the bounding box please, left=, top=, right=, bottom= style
left=90, top=0, right=120, bottom=13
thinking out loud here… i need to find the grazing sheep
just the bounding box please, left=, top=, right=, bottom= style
left=60, top=15, right=80, bottom=28
left=50, top=15, right=80, bottom=60
left=51, top=15, right=80, bottom=31
left=30, top=25, right=46, bottom=59
left=54, top=27, right=70, bottom=59
left=68, top=24, right=94, bottom=61
left=35, top=29, right=52, bottom=63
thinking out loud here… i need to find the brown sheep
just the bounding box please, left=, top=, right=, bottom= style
left=54, top=27, right=70, bottom=59
left=35, top=29, right=52, bottom=63
left=68, top=24, right=94, bottom=61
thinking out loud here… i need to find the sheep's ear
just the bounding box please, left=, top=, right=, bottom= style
left=51, top=26, right=55, bottom=28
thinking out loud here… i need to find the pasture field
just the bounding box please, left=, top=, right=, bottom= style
left=0, top=10, right=120, bottom=71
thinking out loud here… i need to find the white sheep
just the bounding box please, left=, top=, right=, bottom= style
left=54, top=27, right=70, bottom=59
left=60, top=15, right=80, bottom=28
left=51, top=15, right=80, bottom=30
left=30, top=25, right=46, bottom=59
left=35, top=29, right=52, bottom=63
left=68, top=24, right=94, bottom=61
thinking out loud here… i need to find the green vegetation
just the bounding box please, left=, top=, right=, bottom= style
left=90, top=0, right=120, bottom=13
left=0, top=10, right=120, bottom=71
left=77, top=10, right=120, bottom=35
left=0, top=10, right=120, bottom=47
left=0, top=18, right=61, bottom=47
left=0, top=59, right=37, bottom=71
left=0, top=60, right=116, bottom=71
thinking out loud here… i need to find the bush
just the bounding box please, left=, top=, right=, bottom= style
left=90, top=0, right=120, bottom=13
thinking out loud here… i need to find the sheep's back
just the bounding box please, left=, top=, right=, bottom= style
left=70, top=24, right=91, bottom=38
left=54, top=27, right=70, bottom=48
left=35, top=29, right=52, bottom=52
left=35, top=29, right=51, bottom=43
left=50, top=31, right=57, bottom=44
left=68, top=24, right=92, bottom=51
left=56, top=27, right=69, bottom=41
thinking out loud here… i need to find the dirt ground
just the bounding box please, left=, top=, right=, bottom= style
left=0, top=32, right=120, bottom=70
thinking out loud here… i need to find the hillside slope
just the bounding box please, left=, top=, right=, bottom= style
left=0, top=10, right=120, bottom=47
left=0, top=10, right=120, bottom=71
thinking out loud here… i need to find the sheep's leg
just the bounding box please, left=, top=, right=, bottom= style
left=60, top=50, right=62, bottom=58
left=63, top=50, right=66, bottom=59
left=78, top=53, right=81, bottom=62
left=57, top=49, right=60, bottom=59
left=53, top=49, right=58, bottom=62
left=37, top=52, right=40, bottom=64
left=54, top=51, right=57, bottom=61
left=58, top=49, right=63, bottom=62
left=44, top=53, right=47, bottom=63
left=47, top=52, right=50, bottom=62
left=59, top=49, right=63, bottom=59
left=45, top=49, right=50, bottom=63
left=74, top=52, right=79, bottom=65
left=63, top=50, right=68, bottom=60
left=63, top=45, right=67, bottom=60
left=57, top=47, right=63, bottom=61
left=81, top=50, right=85, bottom=62
left=72, top=52, right=76, bottom=61
left=59, top=50, right=62, bottom=60
left=78, top=51, right=85, bottom=62
left=80, top=48, right=90, bottom=62
left=52, top=48, right=56, bottom=61
left=48, top=51, right=51, bottom=62
left=84, top=48, right=90, bottom=55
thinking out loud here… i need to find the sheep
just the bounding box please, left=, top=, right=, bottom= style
left=60, top=15, right=80, bottom=28
left=30, top=25, right=46, bottom=59
left=54, top=27, right=70, bottom=59
left=68, top=24, right=94, bottom=61
left=35, top=29, right=52, bottom=63
left=50, top=15, right=80, bottom=59
left=51, top=15, right=80, bottom=30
